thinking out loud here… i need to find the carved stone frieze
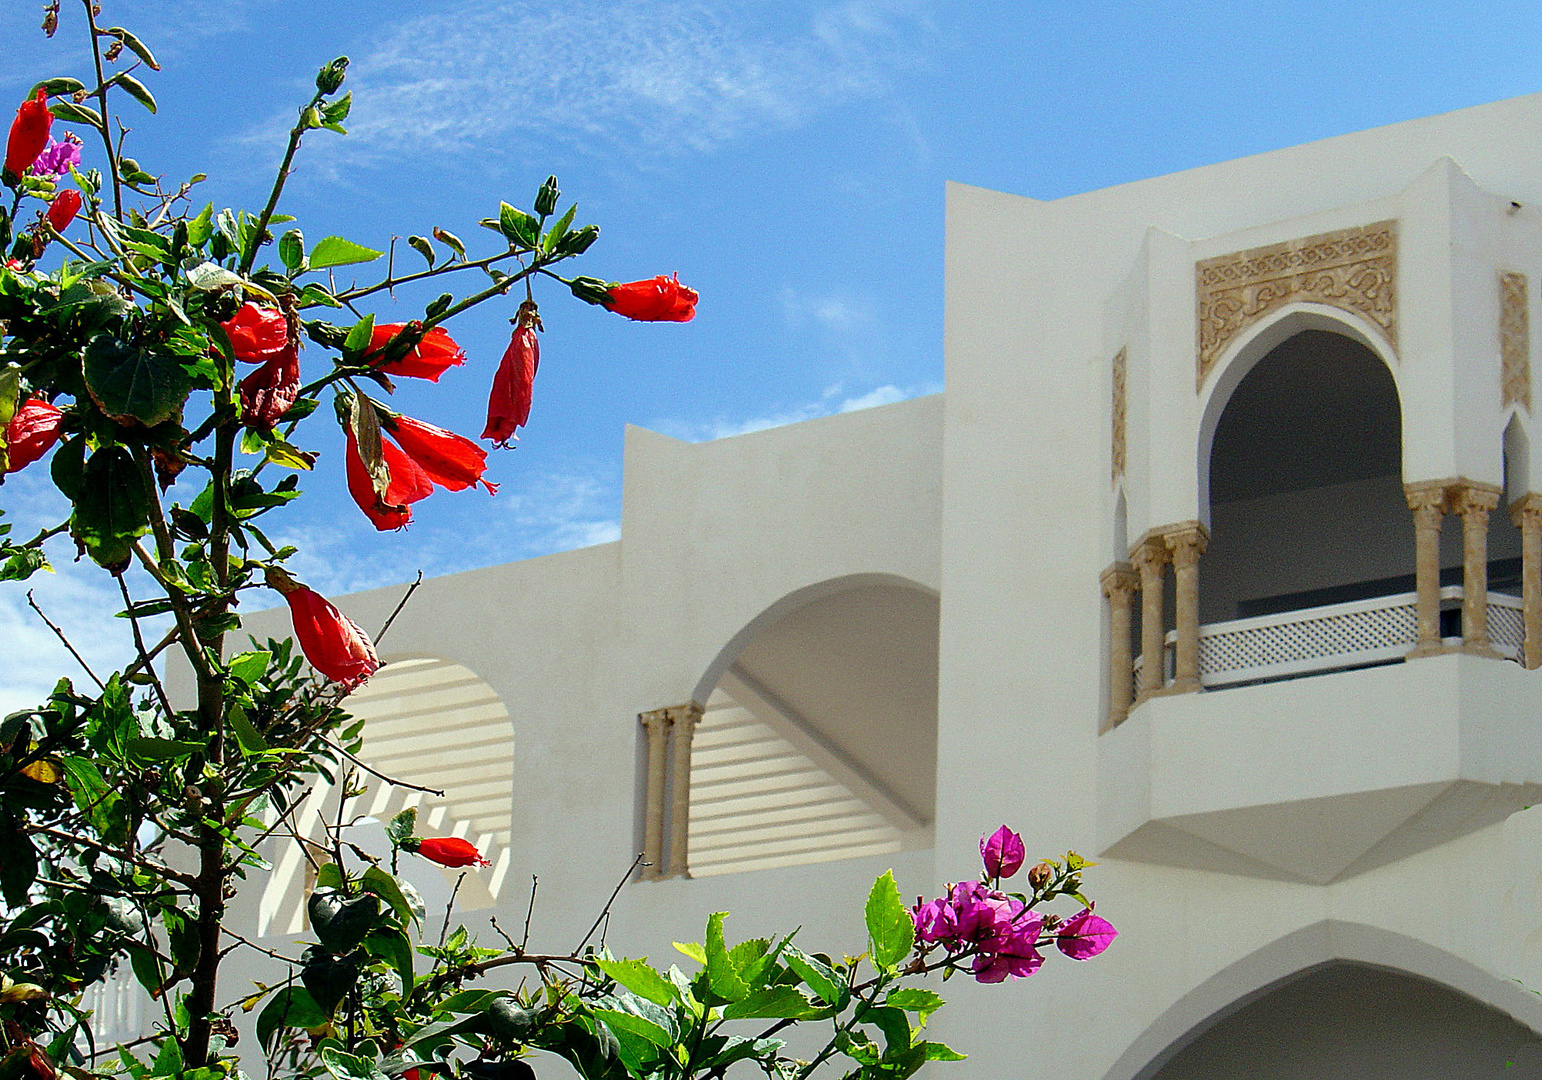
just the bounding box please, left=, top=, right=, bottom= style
left=1501, top=271, right=1530, bottom=410
left=1111, top=347, right=1127, bottom=484
left=1196, top=221, right=1398, bottom=389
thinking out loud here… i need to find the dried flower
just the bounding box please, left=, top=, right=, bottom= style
left=239, top=343, right=300, bottom=429
left=483, top=300, right=540, bottom=447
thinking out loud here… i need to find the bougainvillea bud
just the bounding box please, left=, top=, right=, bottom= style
left=483, top=300, right=540, bottom=447
left=5, top=89, right=51, bottom=178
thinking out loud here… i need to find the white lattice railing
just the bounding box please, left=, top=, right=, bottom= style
left=1135, top=587, right=1525, bottom=690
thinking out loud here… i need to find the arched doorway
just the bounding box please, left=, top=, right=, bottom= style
left=1144, top=961, right=1542, bottom=1079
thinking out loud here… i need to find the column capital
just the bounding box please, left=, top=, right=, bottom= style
left=1404, top=478, right=1452, bottom=513
left=1164, top=523, right=1209, bottom=565
left=666, top=702, right=703, bottom=729
left=1450, top=480, right=1502, bottom=515
left=638, top=706, right=673, bottom=731
left=1100, top=561, right=1138, bottom=598
left=1511, top=491, right=1542, bottom=527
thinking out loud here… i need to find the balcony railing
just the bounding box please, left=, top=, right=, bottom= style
left=1136, top=587, right=1524, bottom=690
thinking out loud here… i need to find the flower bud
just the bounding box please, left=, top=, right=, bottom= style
left=315, top=57, right=349, bottom=94
left=558, top=224, right=600, bottom=256
left=534, top=175, right=559, bottom=217
left=1028, top=861, right=1053, bottom=890
left=568, top=275, right=614, bottom=306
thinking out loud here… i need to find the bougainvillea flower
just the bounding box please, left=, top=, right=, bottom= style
left=28, top=135, right=80, bottom=179
left=414, top=836, right=490, bottom=868
left=4, top=399, right=63, bottom=473
left=483, top=301, right=540, bottom=447
left=602, top=274, right=698, bottom=322
left=266, top=568, right=379, bottom=690
left=1055, top=907, right=1116, bottom=960
left=368, top=323, right=465, bottom=382
left=239, top=342, right=300, bottom=429
left=44, top=188, right=80, bottom=232
left=5, top=90, right=51, bottom=178
left=222, top=303, right=289, bottom=363
left=980, top=825, right=1026, bottom=880
left=385, top=415, right=496, bottom=494
left=344, top=425, right=433, bottom=531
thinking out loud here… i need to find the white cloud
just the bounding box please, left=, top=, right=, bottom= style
left=656, top=380, right=939, bottom=442
left=240, top=0, right=931, bottom=167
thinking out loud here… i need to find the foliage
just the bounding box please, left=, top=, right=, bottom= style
left=0, top=4, right=1108, bottom=1079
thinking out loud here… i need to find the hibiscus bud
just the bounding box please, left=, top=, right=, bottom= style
left=1027, top=861, right=1054, bottom=890
left=558, top=225, right=600, bottom=256
left=534, top=175, right=560, bottom=217
left=45, top=189, right=81, bottom=232
left=5, top=89, right=52, bottom=180
left=567, top=275, right=613, bottom=306
left=315, top=56, right=350, bottom=94
left=265, top=566, right=380, bottom=689
left=410, top=836, right=490, bottom=868
left=602, top=274, right=699, bottom=322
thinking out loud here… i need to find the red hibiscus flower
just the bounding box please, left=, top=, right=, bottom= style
left=239, top=342, right=300, bottom=430
left=385, top=414, right=496, bottom=494
left=483, top=301, right=540, bottom=447
left=4, top=399, right=63, bottom=473
left=367, top=322, right=465, bottom=382
left=344, top=424, right=433, bottom=531
left=44, top=188, right=80, bottom=232
left=602, top=274, right=698, bottom=322
left=5, top=90, right=51, bottom=178
left=222, top=303, right=289, bottom=363
left=413, top=837, right=490, bottom=868
left=265, top=568, right=379, bottom=690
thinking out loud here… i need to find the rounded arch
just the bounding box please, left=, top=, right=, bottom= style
left=692, top=572, right=940, bottom=704
left=1103, top=921, right=1542, bottom=1080
left=1198, top=303, right=1401, bottom=529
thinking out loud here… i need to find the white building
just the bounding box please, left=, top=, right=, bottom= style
left=235, top=93, right=1542, bottom=1077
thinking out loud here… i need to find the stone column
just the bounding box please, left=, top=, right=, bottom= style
left=1453, top=482, right=1502, bottom=657
left=637, top=707, right=671, bottom=880
left=666, top=702, right=703, bottom=878
left=1100, top=562, right=1139, bottom=728
left=1165, top=524, right=1209, bottom=694
left=1132, top=538, right=1170, bottom=700
left=1404, top=482, right=1449, bottom=657
left=1511, top=493, right=1542, bottom=669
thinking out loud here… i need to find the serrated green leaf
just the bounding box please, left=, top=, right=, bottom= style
left=309, top=236, right=382, bottom=269
left=278, top=229, right=305, bottom=273
left=884, top=988, right=944, bottom=1022
left=673, top=940, right=706, bottom=965
left=721, top=985, right=825, bottom=1021
left=342, top=313, right=375, bottom=356
left=497, top=202, right=538, bottom=248
left=920, top=1041, right=966, bottom=1061
left=83, top=336, right=192, bottom=426
left=315, top=862, right=344, bottom=891
left=866, top=870, right=914, bottom=970
left=319, top=1046, right=387, bottom=1080
left=784, top=946, right=847, bottom=1008
left=256, top=986, right=325, bottom=1049
left=227, top=650, right=271, bottom=685
left=704, top=913, right=749, bottom=1002
left=592, top=994, right=678, bottom=1048
left=593, top=957, right=677, bottom=1007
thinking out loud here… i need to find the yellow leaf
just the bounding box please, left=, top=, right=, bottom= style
left=20, top=759, right=60, bottom=783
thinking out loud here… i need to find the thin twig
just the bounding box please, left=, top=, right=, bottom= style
left=34, top=826, right=198, bottom=887
left=376, top=571, right=423, bottom=643
left=219, top=927, right=304, bottom=965
left=522, top=874, right=538, bottom=951
left=489, top=915, right=518, bottom=951
left=439, top=873, right=466, bottom=948
left=316, top=732, right=443, bottom=797
left=574, top=853, right=645, bottom=955
left=118, top=575, right=176, bottom=718
left=27, top=591, right=106, bottom=691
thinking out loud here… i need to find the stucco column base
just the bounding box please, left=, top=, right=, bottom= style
left=1407, top=641, right=1460, bottom=660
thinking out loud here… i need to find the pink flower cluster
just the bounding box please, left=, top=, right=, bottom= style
left=912, top=826, right=1116, bottom=983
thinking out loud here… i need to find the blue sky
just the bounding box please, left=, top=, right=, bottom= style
left=2, top=0, right=1540, bottom=707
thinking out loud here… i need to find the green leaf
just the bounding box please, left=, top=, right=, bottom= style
left=69, top=446, right=152, bottom=570
left=111, top=73, right=157, bottom=114
left=784, top=946, right=848, bottom=1008
left=342, top=313, right=375, bottom=356
left=866, top=1005, right=912, bottom=1054
left=322, top=93, right=352, bottom=123
left=278, top=229, right=305, bottom=273
left=920, top=1041, right=967, bottom=1062
left=884, top=988, right=944, bottom=1022
left=592, top=958, right=677, bottom=1007
left=264, top=439, right=316, bottom=470
left=161, top=907, right=200, bottom=975
left=673, top=940, right=706, bottom=965
left=363, top=926, right=413, bottom=990
left=315, top=862, right=345, bottom=891
left=704, top=912, right=749, bottom=1002
left=432, top=227, right=465, bottom=260
left=497, top=203, right=539, bottom=248
left=866, top=871, right=915, bottom=971
left=257, top=986, right=326, bottom=1048
left=32, top=77, right=86, bottom=97
left=720, top=986, right=825, bottom=1021
left=308, top=889, right=380, bottom=953
left=319, top=1047, right=387, bottom=1080
left=0, top=811, right=38, bottom=908
left=309, top=236, right=383, bottom=269
left=186, top=203, right=214, bottom=246
left=126, top=737, right=205, bottom=763
left=361, top=865, right=419, bottom=927
left=303, top=949, right=361, bottom=1016
left=49, top=100, right=103, bottom=127
left=227, top=650, right=271, bottom=685
left=83, top=336, right=193, bottom=427
left=151, top=1034, right=182, bottom=1077
left=592, top=994, right=678, bottom=1048
left=385, top=807, right=416, bottom=847
left=227, top=704, right=269, bottom=754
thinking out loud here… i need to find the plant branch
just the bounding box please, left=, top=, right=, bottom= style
left=80, top=0, right=123, bottom=218
left=240, top=88, right=326, bottom=277
left=376, top=570, right=422, bottom=643
left=574, top=853, right=644, bottom=955
left=26, top=590, right=105, bottom=691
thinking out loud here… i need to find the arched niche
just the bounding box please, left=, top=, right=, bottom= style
left=1198, top=315, right=1408, bottom=626
left=686, top=574, right=938, bottom=876
left=259, top=655, right=514, bottom=935
left=1105, top=921, right=1542, bottom=1080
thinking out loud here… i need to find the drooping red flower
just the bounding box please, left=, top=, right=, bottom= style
left=385, top=414, right=496, bottom=494
left=344, top=424, right=433, bottom=531
left=4, top=399, right=63, bottom=473
left=602, top=275, right=698, bottom=322
left=266, top=568, right=379, bottom=690
left=5, top=90, right=51, bottom=178
left=483, top=301, right=540, bottom=447
left=368, top=323, right=465, bottom=382
left=222, top=303, right=289, bottom=363
left=413, top=837, right=490, bottom=868
left=44, top=188, right=80, bottom=232
left=239, top=342, right=300, bottom=429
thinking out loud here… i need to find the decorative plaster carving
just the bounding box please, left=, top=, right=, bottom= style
left=1501, top=271, right=1530, bottom=410
left=1111, top=347, right=1127, bottom=484
left=1196, top=221, right=1398, bottom=388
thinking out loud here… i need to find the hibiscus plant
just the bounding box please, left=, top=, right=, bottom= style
left=0, top=6, right=1112, bottom=1080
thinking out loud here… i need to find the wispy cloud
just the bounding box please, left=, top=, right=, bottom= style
left=655, top=380, right=939, bottom=442
left=240, top=0, right=931, bottom=167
